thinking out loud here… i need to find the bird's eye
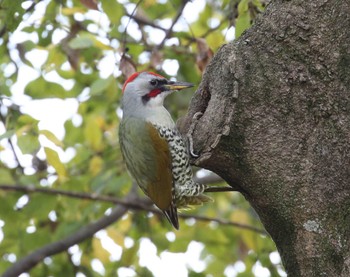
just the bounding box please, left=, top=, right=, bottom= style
left=150, top=79, right=158, bottom=86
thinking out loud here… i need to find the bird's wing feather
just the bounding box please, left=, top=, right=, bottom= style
left=145, top=122, right=174, bottom=210
left=119, top=117, right=173, bottom=211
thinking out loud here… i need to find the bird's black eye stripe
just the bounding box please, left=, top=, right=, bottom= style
left=150, top=79, right=158, bottom=86
left=150, top=79, right=167, bottom=86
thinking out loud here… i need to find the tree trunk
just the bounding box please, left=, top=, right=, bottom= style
left=179, top=1, right=350, bottom=276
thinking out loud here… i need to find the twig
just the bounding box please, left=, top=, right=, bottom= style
left=156, top=0, right=190, bottom=50
left=200, top=19, right=227, bottom=39
left=122, top=0, right=144, bottom=51
left=181, top=214, right=267, bottom=235
left=2, top=193, right=134, bottom=277
left=0, top=184, right=152, bottom=211
left=126, top=12, right=167, bottom=31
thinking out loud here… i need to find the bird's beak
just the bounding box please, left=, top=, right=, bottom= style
left=163, top=81, right=194, bottom=91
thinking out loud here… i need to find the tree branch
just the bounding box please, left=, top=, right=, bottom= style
left=126, top=12, right=167, bottom=31
left=0, top=184, right=265, bottom=233
left=0, top=184, right=147, bottom=209
left=2, top=193, right=134, bottom=277
left=181, top=214, right=267, bottom=235
left=0, top=171, right=225, bottom=207
left=155, top=0, right=189, bottom=50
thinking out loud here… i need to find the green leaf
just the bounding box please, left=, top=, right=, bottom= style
left=238, top=0, right=249, bottom=14
left=90, top=76, right=113, bottom=96
left=61, top=7, right=86, bottom=15
left=25, top=76, right=68, bottom=99
left=40, top=130, right=64, bottom=148
left=68, top=36, right=94, bottom=49
left=0, top=130, right=15, bottom=140
left=44, top=147, right=67, bottom=178
left=63, top=119, right=84, bottom=145
left=71, top=32, right=113, bottom=51
left=236, top=0, right=251, bottom=38
left=100, top=0, right=123, bottom=24
left=43, top=46, right=67, bottom=72
left=236, top=12, right=251, bottom=38
left=17, top=114, right=39, bottom=126
left=57, top=69, right=76, bottom=79
left=1, top=0, right=25, bottom=32
left=0, top=168, right=15, bottom=184
left=120, top=244, right=138, bottom=266
left=17, top=133, right=40, bottom=154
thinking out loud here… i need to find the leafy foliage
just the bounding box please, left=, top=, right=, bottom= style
left=0, top=0, right=284, bottom=276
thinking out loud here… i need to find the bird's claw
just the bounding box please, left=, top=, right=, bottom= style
left=187, top=112, right=203, bottom=158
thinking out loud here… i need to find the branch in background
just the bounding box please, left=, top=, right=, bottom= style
left=181, top=214, right=267, bottom=235
left=155, top=0, right=190, bottom=50
left=0, top=171, right=224, bottom=208
left=201, top=19, right=227, bottom=39
left=0, top=184, right=265, bottom=233
left=126, top=12, right=167, bottom=31
left=2, top=193, right=134, bottom=277
left=0, top=184, right=153, bottom=211
left=0, top=26, right=6, bottom=38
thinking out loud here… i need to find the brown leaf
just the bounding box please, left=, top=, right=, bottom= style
left=80, top=0, right=99, bottom=10
left=120, top=54, right=137, bottom=78
left=196, top=38, right=214, bottom=73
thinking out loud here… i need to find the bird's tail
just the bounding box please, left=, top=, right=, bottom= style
left=163, top=202, right=179, bottom=230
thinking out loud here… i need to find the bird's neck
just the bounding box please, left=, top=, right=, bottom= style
left=124, top=105, right=175, bottom=128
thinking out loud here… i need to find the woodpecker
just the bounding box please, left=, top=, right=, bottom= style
left=119, top=71, right=228, bottom=229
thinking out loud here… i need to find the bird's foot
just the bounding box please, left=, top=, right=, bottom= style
left=187, top=112, right=203, bottom=158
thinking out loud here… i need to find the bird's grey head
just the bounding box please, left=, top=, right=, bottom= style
left=121, top=71, right=193, bottom=117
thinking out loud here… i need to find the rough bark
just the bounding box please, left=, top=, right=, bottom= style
left=179, top=1, right=350, bottom=276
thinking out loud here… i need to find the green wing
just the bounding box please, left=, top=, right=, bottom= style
left=119, top=117, right=173, bottom=211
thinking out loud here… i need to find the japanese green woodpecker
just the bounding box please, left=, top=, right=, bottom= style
left=119, top=72, right=212, bottom=229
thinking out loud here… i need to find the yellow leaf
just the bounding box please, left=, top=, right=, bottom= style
left=230, top=209, right=250, bottom=224
left=92, top=237, right=110, bottom=263
left=241, top=227, right=258, bottom=251
left=40, top=130, right=64, bottom=148
left=84, top=116, right=103, bottom=151
left=61, top=7, right=86, bottom=15
left=44, top=147, right=67, bottom=179
left=95, top=116, right=105, bottom=129
left=106, top=228, right=125, bottom=247
left=144, top=0, right=156, bottom=7
left=89, top=155, right=103, bottom=176
left=15, top=124, right=32, bottom=136
left=117, top=214, right=132, bottom=234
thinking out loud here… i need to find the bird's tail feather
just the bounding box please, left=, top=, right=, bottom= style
left=163, top=203, right=179, bottom=230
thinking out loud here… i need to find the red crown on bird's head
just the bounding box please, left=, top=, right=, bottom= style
left=122, top=72, right=165, bottom=93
